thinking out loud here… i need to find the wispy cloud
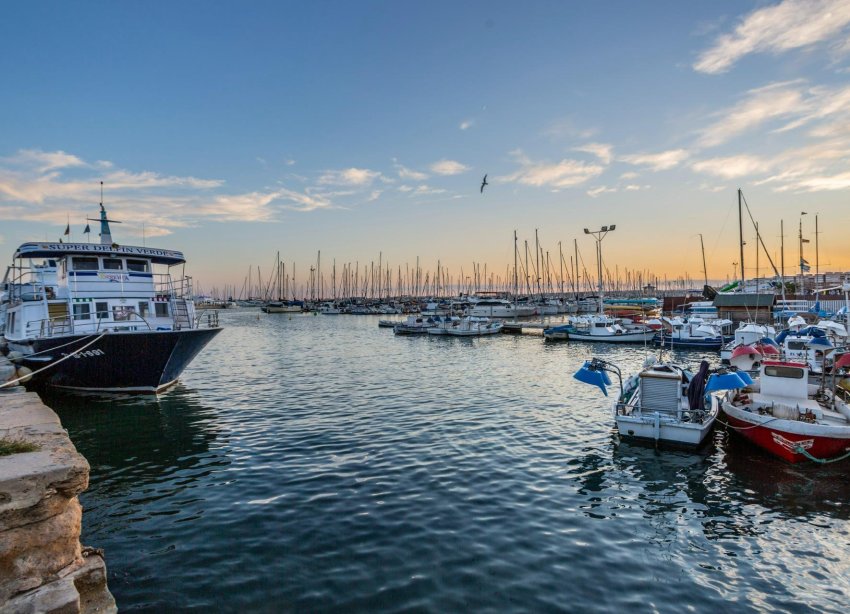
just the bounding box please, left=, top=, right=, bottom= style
left=587, top=186, right=617, bottom=198
left=620, top=149, right=689, bottom=171
left=2, top=149, right=86, bottom=173
left=394, top=163, right=428, bottom=181
left=691, top=154, right=775, bottom=179
left=697, top=81, right=809, bottom=147
left=502, top=150, right=604, bottom=188
left=430, top=159, right=470, bottom=175
left=412, top=184, right=447, bottom=196
left=694, top=0, right=850, bottom=74
left=318, top=167, right=382, bottom=186
left=574, top=142, right=613, bottom=165
left=0, top=148, right=336, bottom=232
left=459, top=119, right=474, bottom=130
left=620, top=171, right=639, bottom=180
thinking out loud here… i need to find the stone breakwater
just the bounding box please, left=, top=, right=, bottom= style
left=0, top=355, right=116, bottom=613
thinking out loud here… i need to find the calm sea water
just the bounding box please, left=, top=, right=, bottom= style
left=44, top=310, right=850, bottom=613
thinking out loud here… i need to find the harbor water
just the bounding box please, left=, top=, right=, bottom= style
left=45, top=310, right=850, bottom=612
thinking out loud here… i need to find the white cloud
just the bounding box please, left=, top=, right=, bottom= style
left=620, top=149, right=689, bottom=171
left=398, top=185, right=413, bottom=193
left=395, top=164, right=428, bottom=181
left=412, top=184, right=446, bottom=196
left=694, top=0, right=850, bottom=74
left=574, top=142, right=613, bottom=165
left=691, top=154, right=775, bottom=179
left=367, top=190, right=382, bottom=202
left=624, top=184, right=648, bottom=191
left=698, top=81, right=808, bottom=147
left=620, top=171, right=639, bottom=180
left=4, top=149, right=86, bottom=172
left=460, top=119, right=474, bottom=130
left=502, top=151, right=604, bottom=188
left=430, top=159, right=470, bottom=175
left=318, top=167, right=381, bottom=186
left=285, top=159, right=296, bottom=166
left=587, top=186, right=617, bottom=198
left=776, top=171, right=850, bottom=191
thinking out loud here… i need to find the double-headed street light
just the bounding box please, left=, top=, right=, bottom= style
left=584, top=225, right=616, bottom=314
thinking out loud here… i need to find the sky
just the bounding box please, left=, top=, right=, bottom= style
left=1, top=0, right=850, bottom=294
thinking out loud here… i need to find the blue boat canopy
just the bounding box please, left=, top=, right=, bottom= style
left=13, top=242, right=186, bottom=266
left=573, top=360, right=612, bottom=396
left=705, top=372, right=748, bottom=392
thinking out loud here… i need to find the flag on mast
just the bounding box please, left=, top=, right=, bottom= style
left=63, top=223, right=70, bottom=236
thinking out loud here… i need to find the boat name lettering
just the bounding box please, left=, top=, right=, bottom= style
left=37, top=243, right=181, bottom=257
left=71, top=349, right=106, bottom=359
left=98, top=272, right=130, bottom=282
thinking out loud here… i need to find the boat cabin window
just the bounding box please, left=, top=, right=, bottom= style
left=155, top=302, right=169, bottom=317
left=787, top=341, right=807, bottom=350
left=595, top=323, right=608, bottom=328
left=764, top=365, right=805, bottom=379
left=112, top=306, right=136, bottom=321
left=72, top=257, right=99, bottom=271
left=127, top=259, right=149, bottom=272
left=138, top=302, right=149, bottom=317
left=103, top=258, right=124, bottom=270
left=73, top=303, right=91, bottom=320
left=95, top=301, right=109, bottom=319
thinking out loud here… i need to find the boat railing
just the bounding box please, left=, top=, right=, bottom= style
left=4, top=266, right=53, bottom=303
left=153, top=274, right=194, bottom=299
left=616, top=401, right=708, bottom=423
left=25, top=310, right=157, bottom=338
left=193, top=309, right=219, bottom=329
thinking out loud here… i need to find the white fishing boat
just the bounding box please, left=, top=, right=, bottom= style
left=319, top=302, right=342, bottom=315
left=574, top=357, right=718, bottom=447
left=426, top=315, right=461, bottom=335
left=468, top=298, right=535, bottom=318
left=444, top=316, right=503, bottom=336
left=393, top=315, right=434, bottom=335
left=566, top=314, right=655, bottom=343
left=1, top=204, right=221, bottom=393
left=721, top=360, right=850, bottom=463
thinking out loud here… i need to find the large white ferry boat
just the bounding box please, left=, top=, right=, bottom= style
left=1, top=205, right=222, bottom=393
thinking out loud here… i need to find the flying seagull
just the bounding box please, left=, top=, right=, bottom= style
left=480, top=174, right=488, bottom=193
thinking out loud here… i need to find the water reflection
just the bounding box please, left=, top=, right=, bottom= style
left=719, top=429, right=850, bottom=521
left=43, top=385, right=229, bottom=533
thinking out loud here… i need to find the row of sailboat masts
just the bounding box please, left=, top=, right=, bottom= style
left=240, top=227, right=735, bottom=303
left=735, top=188, right=825, bottom=295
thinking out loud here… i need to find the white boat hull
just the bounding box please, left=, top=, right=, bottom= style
left=569, top=330, right=654, bottom=343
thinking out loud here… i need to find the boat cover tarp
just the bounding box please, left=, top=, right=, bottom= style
left=686, top=361, right=710, bottom=410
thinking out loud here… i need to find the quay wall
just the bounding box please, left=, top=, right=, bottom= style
left=0, top=356, right=116, bottom=614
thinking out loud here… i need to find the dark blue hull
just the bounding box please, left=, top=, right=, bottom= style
left=12, top=328, right=221, bottom=393
left=653, top=334, right=723, bottom=350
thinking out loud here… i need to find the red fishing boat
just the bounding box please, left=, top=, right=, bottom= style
left=721, top=360, right=850, bottom=463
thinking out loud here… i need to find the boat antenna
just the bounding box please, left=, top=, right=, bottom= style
left=86, top=181, right=122, bottom=246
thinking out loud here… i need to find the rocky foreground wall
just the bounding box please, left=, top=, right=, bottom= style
left=0, top=370, right=116, bottom=614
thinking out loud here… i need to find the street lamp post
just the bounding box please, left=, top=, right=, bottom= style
left=583, top=224, right=616, bottom=315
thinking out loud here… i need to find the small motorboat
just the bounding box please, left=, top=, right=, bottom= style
left=573, top=357, right=720, bottom=447
left=720, top=360, right=850, bottom=463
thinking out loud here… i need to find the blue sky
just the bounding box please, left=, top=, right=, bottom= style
left=2, top=0, right=849, bottom=293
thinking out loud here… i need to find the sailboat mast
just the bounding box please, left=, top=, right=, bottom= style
left=738, top=188, right=745, bottom=290
left=513, top=230, right=518, bottom=304
left=699, top=233, right=708, bottom=287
